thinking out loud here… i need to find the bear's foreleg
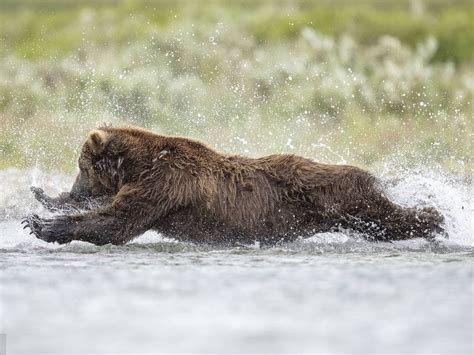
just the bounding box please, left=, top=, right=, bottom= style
left=30, top=187, right=112, bottom=213
left=23, top=203, right=154, bottom=246
left=24, top=183, right=175, bottom=246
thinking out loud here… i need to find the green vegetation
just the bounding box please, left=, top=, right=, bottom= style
left=2, top=0, right=473, bottom=63
left=0, top=0, right=472, bottom=174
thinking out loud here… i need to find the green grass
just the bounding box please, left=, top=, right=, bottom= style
left=1, top=1, right=474, bottom=62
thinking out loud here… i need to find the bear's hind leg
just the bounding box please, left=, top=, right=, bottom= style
left=346, top=194, right=445, bottom=241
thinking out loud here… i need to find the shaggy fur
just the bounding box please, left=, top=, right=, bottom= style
left=23, top=126, right=445, bottom=245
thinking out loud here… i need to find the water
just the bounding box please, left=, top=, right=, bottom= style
left=0, top=168, right=473, bottom=354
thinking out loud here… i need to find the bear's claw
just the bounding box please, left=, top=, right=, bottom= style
left=30, top=186, right=48, bottom=204
left=22, top=213, right=47, bottom=240
left=30, top=186, right=44, bottom=194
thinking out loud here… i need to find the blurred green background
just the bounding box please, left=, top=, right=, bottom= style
left=0, top=0, right=473, bottom=174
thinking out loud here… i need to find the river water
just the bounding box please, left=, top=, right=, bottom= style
left=0, top=168, right=472, bottom=354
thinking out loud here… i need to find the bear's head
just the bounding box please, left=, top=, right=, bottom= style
left=71, top=129, right=125, bottom=200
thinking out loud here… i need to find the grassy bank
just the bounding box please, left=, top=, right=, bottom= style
left=2, top=0, right=474, bottom=63
left=0, top=1, right=473, bottom=174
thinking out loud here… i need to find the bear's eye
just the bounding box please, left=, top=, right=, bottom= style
left=90, top=154, right=102, bottom=165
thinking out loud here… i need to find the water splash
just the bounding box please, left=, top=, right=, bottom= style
left=385, top=173, right=473, bottom=246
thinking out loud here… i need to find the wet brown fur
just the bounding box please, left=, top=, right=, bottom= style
left=25, top=125, right=445, bottom=246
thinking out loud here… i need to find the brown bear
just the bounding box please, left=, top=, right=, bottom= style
left=23, top=125, right=445, bottom=246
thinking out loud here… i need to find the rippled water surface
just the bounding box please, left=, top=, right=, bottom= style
left=0, top=169, right=473, bottom=354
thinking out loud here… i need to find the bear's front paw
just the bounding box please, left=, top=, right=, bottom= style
left=21, top=214, right=72, bottom=244
left=30, top=186, right=48, bottom=203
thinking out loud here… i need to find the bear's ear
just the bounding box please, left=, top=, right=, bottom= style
left=87, top=129, right=110, bottom=155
